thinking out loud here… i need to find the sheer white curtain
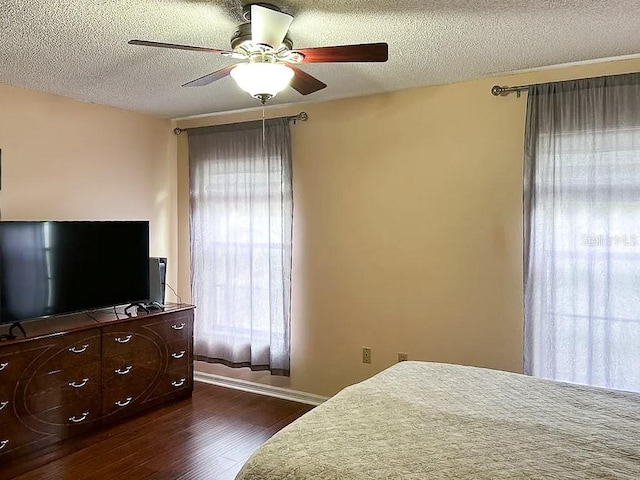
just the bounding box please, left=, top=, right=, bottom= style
left=524, top=73, right=640, bottom=392
left=188, top=119, right=292, bottom=375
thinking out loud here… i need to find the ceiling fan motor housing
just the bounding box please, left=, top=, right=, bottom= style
left=241, top=2, right=286, bottom=21
left=231, top=22, right=293, bottom=52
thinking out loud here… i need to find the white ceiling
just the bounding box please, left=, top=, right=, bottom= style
left=1, top=1, right=640, bottom=118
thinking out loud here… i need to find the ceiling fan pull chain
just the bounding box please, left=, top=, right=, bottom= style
left=262, top=106, right=266, bottom=155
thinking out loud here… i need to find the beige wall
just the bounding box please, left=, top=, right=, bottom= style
left=176, top=57, right=640, bottom=397
left=0, top=83, right=178, bottom=292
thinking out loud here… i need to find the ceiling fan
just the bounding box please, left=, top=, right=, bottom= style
left=129, top=2, right=388, bottom=104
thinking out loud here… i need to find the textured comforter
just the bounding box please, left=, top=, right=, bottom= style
left=236, top=361, right=640, bottom=479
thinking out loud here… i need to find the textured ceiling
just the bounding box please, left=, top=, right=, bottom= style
left=1, top=1, right=640, bottom=118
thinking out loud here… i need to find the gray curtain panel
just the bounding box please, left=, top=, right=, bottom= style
left=524, top=73, right=640, bottom=392
left=188, top=119, right=293, bottom=375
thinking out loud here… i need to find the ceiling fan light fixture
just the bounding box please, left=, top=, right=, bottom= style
left=230, top=62, right=294, bottom=103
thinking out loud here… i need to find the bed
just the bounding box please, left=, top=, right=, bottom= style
left=236, top=361, right=640, bottom=479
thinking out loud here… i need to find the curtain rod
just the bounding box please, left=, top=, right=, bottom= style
left=173, top=111, right=308, bottom=135
left=490, top=84, right=531, bottom=97
left=491, top=71, right=640, bottom=97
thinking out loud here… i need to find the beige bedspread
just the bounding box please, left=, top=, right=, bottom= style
left=236, top=361, right=640, bottom=479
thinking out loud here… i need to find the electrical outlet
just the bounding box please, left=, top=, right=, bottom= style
left=398, top=352, right=409, bottom=362
left=362, top=347, right=372, bottom=364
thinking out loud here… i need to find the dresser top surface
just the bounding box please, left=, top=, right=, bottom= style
left=0, top=304, right=194, bottom=348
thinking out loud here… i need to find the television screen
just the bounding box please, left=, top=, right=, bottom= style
left=0, top=221, right=150, bottom=323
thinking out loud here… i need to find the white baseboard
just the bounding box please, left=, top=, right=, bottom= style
left=194, top=371, right=329, bottom=406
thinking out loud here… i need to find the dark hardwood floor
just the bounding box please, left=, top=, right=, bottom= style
left=2, top=382, right=314, bottom=480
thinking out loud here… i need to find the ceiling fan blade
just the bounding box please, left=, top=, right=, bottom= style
left=182, top=65, right=236, bottom=87
left=128, top=39, right=236, bottom=56
left=289, top=66, right=327, bottom=95
left=251, top=4, right=293, bottom=48
left=296, top=43, right=389, bottom=63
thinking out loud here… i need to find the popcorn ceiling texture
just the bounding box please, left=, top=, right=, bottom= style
left=1, top=0, right=639, bottom=118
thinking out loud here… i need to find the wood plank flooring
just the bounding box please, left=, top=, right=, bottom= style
left=2, top=382, right=314, bottom=480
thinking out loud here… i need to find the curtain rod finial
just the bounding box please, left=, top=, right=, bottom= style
left=491, top=85, right=505, bottom=96
left=290, top=112, right=308, bottom=124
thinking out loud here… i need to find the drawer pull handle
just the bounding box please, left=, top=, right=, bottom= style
left=68, top=378, right=89, bottom=389
left=0, top=439, right=8, bottom=451
left=115, top=335, right=133, bottom=344
left=0, top=400, right=8, bottom=411
left=115, top=365, right=133, bottom=375
left=69, top=412, right=89, bottom=423
left=69, top=344, right=89, bottom=354
left=0, top=362, right=9, bottom=371
left=115, top=397, right=133, bottom=407
left=171, top=323, right=186, bottom=331
left=171, top=378, right=187, bottom=388
left=171, top=351, right=186, bottom=359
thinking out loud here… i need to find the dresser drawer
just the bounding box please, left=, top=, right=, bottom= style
left=103, top=351, right=162, bottom=374
left=102, top=390, right=136, bottom=417
left=102, top=330, right=164, bottom=360
left=101, top=383, right=151, bottom=417
left=0, top=416, right=50, bottom=458
left=141, top=311, right=193, bottom=342
left=0, top=343, right=50, bottom=384
left=147, top=366, right=192, bottom=402
left=26, top=361, right=101, bottom=395
left=31, top=395, right=101, bottom=431
left=24, top=362, right=101, bottom=414
left=166, top=339, right=191, bottom=371
left=102, top=355, right=161, bottom=390
left=33, top=334, right=101, bottom=376
left=0, top=382, right=16, bottom=424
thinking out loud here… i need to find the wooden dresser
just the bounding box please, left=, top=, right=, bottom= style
left=0, top=304, right=194, bottom=463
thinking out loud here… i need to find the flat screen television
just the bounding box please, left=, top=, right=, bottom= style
left=0, top=221, right=150, bottom=323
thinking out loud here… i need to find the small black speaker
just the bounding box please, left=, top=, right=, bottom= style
left=149, top=257, right=167, bottom=306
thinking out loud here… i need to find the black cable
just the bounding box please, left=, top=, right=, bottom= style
left=85, top=310, right=100, bottom=323
left=165, top=282, right=182, bottom=304
left=113, top=305, right=121, bottom=320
